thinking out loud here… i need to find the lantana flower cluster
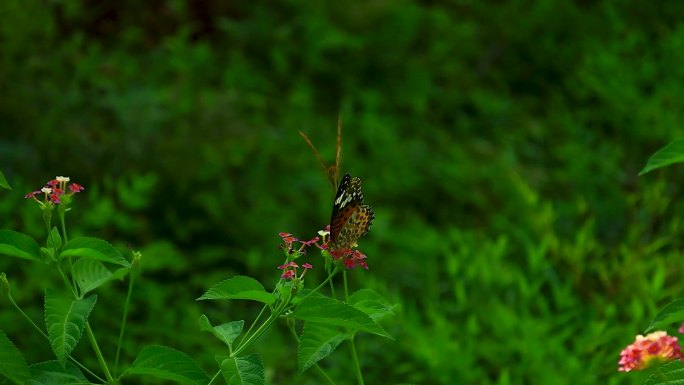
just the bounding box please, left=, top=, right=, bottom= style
left=25, top=176, right=84, bottom=206
left=318, top=226, right=369, bottom=270
left=276, top=227, right=370, bottom=278
left=277, top=261, right=313, bottom=280
left=618, top=331, right=683, bottom=372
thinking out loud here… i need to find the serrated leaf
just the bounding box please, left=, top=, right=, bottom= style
left=298, top=322, right=347, bottom=373
left=60, top=237, right=129, bottom=267
left=640, top=138, right=684, bottom=175
left=292, top=297, right=393, bottom=339
left=199, top=315, right=243, bottom=347
left=73, top=259, right=128, bottom=295
left=0, top=330, right=30, bottom=385
left=217, top=354, right=265, bottom=385
left=197, top=276, right=275, bottom=305
left=645, top=359, right=684, bottom=385
left=348, top=289, right=397, bottom=322
left=644, top=299, right=684, bottom=333
left=0, top=171, right=10, bottom=190
left=0, top=230, right=43, bottom=262
left=124, top=345, right=210, bottom=385
left=47, top=228, right=62, bottom=250
left=44, top=290, right=97, bottom=365
left=26, top=361, right=88, bottom=385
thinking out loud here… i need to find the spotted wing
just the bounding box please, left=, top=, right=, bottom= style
left=332, top=204, right=374, bottom=249
left=330, top=173, right=361, bottom=243
left=329, top=173, right=373, bottom=249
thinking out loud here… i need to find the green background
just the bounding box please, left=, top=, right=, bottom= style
left=2, top=1, right=684, bottom=384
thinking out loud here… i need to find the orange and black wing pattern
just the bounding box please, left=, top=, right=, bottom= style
left=329, top=173, right=374, bottom=250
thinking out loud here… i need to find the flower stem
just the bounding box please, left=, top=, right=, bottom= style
left=237, top=304, right=269, bottom=349
left=207, top=370, right=222, bottom=385
left=86, top=322, right=114, bottom=383
left=7, top=293, right=47, bottom=339
left=343, top=270, right=364, bottom=385
left=114, top=270, right=137, bottom=375
left=349, top=336, right=364, bottom=385
left=232, top=298, right=287, bottom=358
left=315, top=363, right=338, bottom=385
left=343, top=270, right=349, bottom=299
left=56, top=265, right=77, bottom=298
left=58, top=206, right=69, bottom=244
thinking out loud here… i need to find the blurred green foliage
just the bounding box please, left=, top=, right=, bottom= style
left=2, top=1, right=684, bottom=384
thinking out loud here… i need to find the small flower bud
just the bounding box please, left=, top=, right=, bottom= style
left=131, top=250, right=142, bottom=271
left=1, top=272, right=10, bottom=296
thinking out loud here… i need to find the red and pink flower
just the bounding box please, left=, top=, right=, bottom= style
left=618, top=331, right=683, bottom=372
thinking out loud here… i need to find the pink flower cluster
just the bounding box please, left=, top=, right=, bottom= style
left=618, top=331, right=683, bottom=372
left=318, top=226, right=369, bottom=269
left=277, top=261, right=313, bottom=280
left=25, top=176, right=84, bottom=205
left=278, top=232, right=320, bottom=255
left=278, top=229, right=370, bottom=270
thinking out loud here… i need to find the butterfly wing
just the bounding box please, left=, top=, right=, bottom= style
left=329, top=173, right=373, bottom=249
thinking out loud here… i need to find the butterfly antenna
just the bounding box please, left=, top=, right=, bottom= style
left=299, top=130, right=336, bottom=190
left=332, top=114, right=342, bottom=187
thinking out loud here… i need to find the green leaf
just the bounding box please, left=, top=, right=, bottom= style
left=348, top=289, right=397, bottom=322
left=197, top=276, right=275, bottom=305
left=0, top=330, right=30, bottom=385
left=26, top=361, right=88, bottom=385
left=217, top=354, right=265, bottom=385
left=44, top=290, right=97, bottom=365
left=198, top=315, right=244, bottom=347
left=644, top=299, right=684, bottom=333
left=72, top=259, right=127, bottom=295
left=645, top=359, right=684, bottom=385
left=292, top=297, right=393, bottom=339
left=0, top=171, right=11, bottom=190
left=640, top=138, right=684, bottom=175
left=298, top=322, right=347, bottom=373
left=0, top=230, right=43, bottom=262
left=47, top=228, right=62, bottom=250
left=60, top=237, right=129, bottom=267
left=124, top=345, right=210, bottom=385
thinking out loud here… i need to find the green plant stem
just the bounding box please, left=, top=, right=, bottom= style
left=315, top=364, right=338, bottom=385
left=238, top=267, right=341, bottom=354
left=58, top=208, right=77, bottom=290
left=232, top=299, right=287, bottom=358
left=349, top=336, right=364, bottom=385
left=343, top=271, right=364, bottom=385
left=114, top=271, right=136, bottom=375
left=232, top=312, right=277, bottom=357
left=56, top=265, right=77, bottom=298
left=207, top=370, right=222, bottom=385
left=343, top=270, right=349, bottom=299
left=237, top=304, right=269, bottom=348
left=7, top=293, right=47, bottom=339
left=86, top=322, right=114, bottom=383
left=59, top=207, right=69, bottom=243
left=70, top=357, right=106, bottom=384
left=8, top=293, right=105, bottom=383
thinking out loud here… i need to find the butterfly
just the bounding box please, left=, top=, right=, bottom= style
left=329, top=173, right=374, bottom=250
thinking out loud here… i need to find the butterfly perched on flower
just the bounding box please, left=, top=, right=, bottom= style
left=329, top=173, right=374, bottom=250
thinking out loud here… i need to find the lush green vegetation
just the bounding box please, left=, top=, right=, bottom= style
left=3, top=1, right=684, bottom=384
